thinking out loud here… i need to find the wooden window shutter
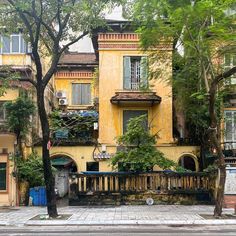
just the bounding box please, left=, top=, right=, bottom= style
left=123, top=56, right=131, bottom=89
left=81, top=84, right=91, bottom=105
left=72, top=84, right=81, bottom=105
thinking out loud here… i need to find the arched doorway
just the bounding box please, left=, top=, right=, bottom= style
left=178, top=155, right=197, bottom=171
left=51, top=155, right=77, bottom=198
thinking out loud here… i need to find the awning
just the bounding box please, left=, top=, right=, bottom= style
left=51, top=157, right=73, bottom=166
left=110, top=92, right=161, bottom=106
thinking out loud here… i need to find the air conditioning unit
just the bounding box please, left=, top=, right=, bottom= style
left=58, top=98, right=68, bottom=106
left=56, top=90, right=67, bottom=98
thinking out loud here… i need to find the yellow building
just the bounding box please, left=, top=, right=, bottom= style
left=0, top=33, right=33, bottom=206
left=48, top=21, right=199, bottom=189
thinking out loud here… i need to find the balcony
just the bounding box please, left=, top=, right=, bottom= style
left=50, top=110, right=98, bottom=146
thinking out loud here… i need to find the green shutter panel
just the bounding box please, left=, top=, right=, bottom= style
left=123, top=56, right=131, bottom=89
left=140, top=56, right=148, bottom=89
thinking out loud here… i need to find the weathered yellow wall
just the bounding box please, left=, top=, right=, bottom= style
left=0, top=54, right=31, bottom=66
left=0, top=88, right=19, bottom=101
left=54, top=75, right=95, bottom=110
left=34, top=145, right=199, bottom=172
left=98, top=50, right=173, bottom=145
left=35, top=146, right=113, bottom=172
left=0, top=136, right=16, bottom=206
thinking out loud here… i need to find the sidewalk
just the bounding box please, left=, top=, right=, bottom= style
left=0, top=205, right=236, bottom=226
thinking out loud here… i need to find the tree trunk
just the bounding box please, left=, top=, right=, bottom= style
left=37, top=86, right=58, bottom=218
left=209, top=80, right=226, bottom=217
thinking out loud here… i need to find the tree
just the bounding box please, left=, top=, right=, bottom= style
left=131, top=0, right=236, bottom=216
left=4, top=97, right=35, bottom=157
left=111, top=115, right=177, bottom=172
left=0, top=0, right=124, bottom=217
left=16, top=152, right=47, bottom=188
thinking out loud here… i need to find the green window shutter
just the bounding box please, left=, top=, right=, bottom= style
left=140, top=56, right=148, bottom=89
left=123, top=56, right=131, bottom=89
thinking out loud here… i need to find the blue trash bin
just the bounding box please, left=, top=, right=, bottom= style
left=29, top=186, right=47, bottom=206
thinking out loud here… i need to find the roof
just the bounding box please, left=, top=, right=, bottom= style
left=0, top=80, right=32, bottom=90
left=58, top=53, right=98, bottom=66
left=110, top=92, right=161, bottom=105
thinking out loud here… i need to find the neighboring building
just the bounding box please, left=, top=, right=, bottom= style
left=45, top=21, right=200, bottom=198
left=0, top=33, right=33, bottom=206
left=222, top=53, right=236, bottom=164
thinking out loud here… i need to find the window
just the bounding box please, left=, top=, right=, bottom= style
left=86, top=162, right=99, bottom=171
left=224, top=54, right=236, bottom=85
left=123, top=56, right=148, bottom=90
left=224, top=111, right=236, bottom=149
left=0, top=163, right=7, bottom=191
left=0, top=34, right=28, bottom=54
left=0, top=102, right=7, bottom=122
left=123, top=110, right=148, bottom=133
left=72, top=83, right=91, bottom=105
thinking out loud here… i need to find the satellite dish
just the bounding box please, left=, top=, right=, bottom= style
left=146, top=198, right=154, bottom=205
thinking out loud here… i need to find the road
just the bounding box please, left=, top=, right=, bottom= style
left=1, top=225, right=236, bottom=236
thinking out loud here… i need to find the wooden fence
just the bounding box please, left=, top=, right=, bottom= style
left=69, top=171, right=216, bottom=195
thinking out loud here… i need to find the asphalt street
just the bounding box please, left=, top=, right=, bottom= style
left=1, top=225, right=236, bottom=236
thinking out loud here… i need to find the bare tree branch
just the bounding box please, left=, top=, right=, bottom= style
left=59, top=31, right=89, bottom=54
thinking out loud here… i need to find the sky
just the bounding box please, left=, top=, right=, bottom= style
left=68, top=6, right=124, bottom=53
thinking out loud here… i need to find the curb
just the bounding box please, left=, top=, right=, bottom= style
left=24, top=219, right=236, bottom=226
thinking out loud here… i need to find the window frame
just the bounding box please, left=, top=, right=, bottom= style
left=0, top=34, right=28, bottom=54
left=123, top=55, right=148, bottom=91
left=0, top=160, right=8, bottom=192
left=71, top=83, right=92, bottom=106
left=0, top=101, right=7, bottom=122
left=224, top=110, right=236, bottom=149
left=224, top=53, right=236, bottom=85
left=122, top=109, right=149, bottom=134
left=86, top=162, right=99, bottom=172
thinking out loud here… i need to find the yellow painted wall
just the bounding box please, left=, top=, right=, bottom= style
left=35, top=146, right=113, bottom=172
left=54, top=76, right=95, bottom=110
left=34, top=144, right=199, bottom=172
left=0, top=135, right=16, bottom=206
left=49, top=33, right=199, bottom=173
left=0, top=54, right=32, bottom=66
left=98, top=50, right=173, bottom=145
left=0, top=88, right=19, bottom=101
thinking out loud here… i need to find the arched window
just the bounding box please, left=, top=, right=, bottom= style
left=179, top=155, right=196, bottom=171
